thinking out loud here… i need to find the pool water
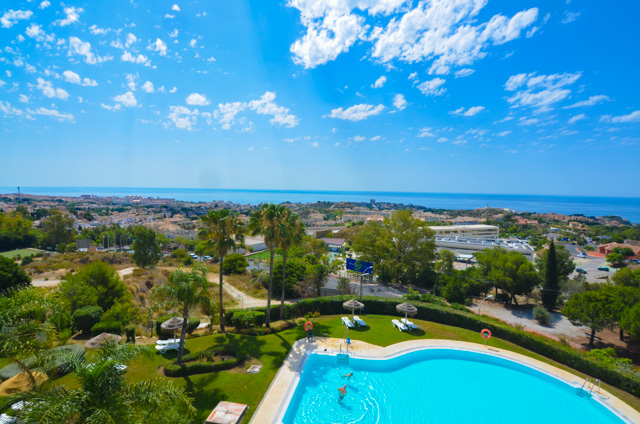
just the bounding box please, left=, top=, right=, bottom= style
left=282, top=349, right=626, bottom=424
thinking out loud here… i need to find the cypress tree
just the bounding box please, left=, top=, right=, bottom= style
left=542, top=240, right=559, bottom=309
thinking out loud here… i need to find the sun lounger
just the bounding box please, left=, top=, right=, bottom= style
left=156, top=338, right=180, bottom=345
left=155, top=343, right=179, bottom=353
left=342, top=316, right=355, bottom=328
left=0, top=414, right=17, bottom=424
left=401, top=318, right=419, bottom=330
left=392, top=319, right=408, bottom=331
left=353, top=316, right=367, bottom=327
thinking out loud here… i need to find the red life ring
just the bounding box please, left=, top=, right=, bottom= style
left=481, top=329, right=492, bottom=339
left=304, top=321, right=313, bottom=331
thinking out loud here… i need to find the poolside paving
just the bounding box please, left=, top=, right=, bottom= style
left=250, top=337, right=640, bottom=424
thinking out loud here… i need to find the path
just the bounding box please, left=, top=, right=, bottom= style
left=31, top=266, right=136, bottom=288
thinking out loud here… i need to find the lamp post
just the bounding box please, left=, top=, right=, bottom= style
left=478, top=295, right=494, bottom=315
left=360, top=266, right=373, bottom=301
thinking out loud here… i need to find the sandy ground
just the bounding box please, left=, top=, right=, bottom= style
left=31, top=266, right=136, bottom=287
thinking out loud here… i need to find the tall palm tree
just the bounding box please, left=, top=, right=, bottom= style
left=198, top=209, right=245, bottom=333
left=151, top=265, right=212, bottom=364
left=0, top=341, right=195, bottom=424
left=249, top=203, right=285, bottom=327
left=278, top=209, right=305, bottom=320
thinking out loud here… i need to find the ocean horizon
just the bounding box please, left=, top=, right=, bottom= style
left=2, top=187, right=640, bottom=224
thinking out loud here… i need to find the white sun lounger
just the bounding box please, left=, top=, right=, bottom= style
left=156, top=338, right=180, bottom=345
left=392, top=319, right=408, bottom=331
left=156, top=343, right=180, bottom=353
left=342, top=316, right=355, bottom=328
left=401, top=318, right=419, bottom=330
left=353, top=316, right=367, bottom=327
left=0, top=414, right=17, bottom=424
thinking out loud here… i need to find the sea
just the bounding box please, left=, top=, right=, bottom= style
left=2, top=187, right=640, bottom=223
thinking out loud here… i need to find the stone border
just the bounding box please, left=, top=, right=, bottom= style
left=250, top=337, right=640, bottom=424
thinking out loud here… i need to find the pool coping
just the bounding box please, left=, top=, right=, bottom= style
left=250, top=337, right=640, bottom=424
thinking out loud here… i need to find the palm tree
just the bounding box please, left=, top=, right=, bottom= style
left=0, top=341, right=195, bottom=424
left=278, top=209, right=305, bottom=320
left=151, top=265, right=212, bottom=364
left=198, top=209, right=245, bottom=333
left=249, top=203, right=285, bottom=327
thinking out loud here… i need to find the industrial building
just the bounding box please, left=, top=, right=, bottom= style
left=428, top=224, right=499, bottom=240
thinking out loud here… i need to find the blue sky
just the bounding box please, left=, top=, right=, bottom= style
left=1, top=0, right=639, bottom=197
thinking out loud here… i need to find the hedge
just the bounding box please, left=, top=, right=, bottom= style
left=225, top=295, right=640, bottom=397
left=231, top=311, right=265, bottom=329
left=187, top=318, right=200, bottom=335
left=91, top=321, right=123, bottom=337
left=163, top=346, right=243, bottom=377
left=73, top=306, right=103, bottom=334
left=0, top=344, right=85, bottom=381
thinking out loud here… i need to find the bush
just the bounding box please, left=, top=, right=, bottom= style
left=223, top=253, right=249, bottom=275
left=73, top=305, right=103, bottom=334
left=155, top=313, right=180, bottom=338
left=232, top=311, right=265, bottom=329
left=187, top=318, right=200, bottom=334
left=91, top=321, right=123, bottom=336
left=182, top=256, right=193, bottom=266
left=125, top=324, right=136, bottom=343
left=163, top=346, right=242, bottom=377
left=533, top=306, right=551, bottom=326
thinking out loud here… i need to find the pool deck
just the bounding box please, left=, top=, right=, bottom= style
left=250, top=337, right=640, bottom=424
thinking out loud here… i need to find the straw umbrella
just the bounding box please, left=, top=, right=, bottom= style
left=396, top=302, right=418, bottom=321
left=343, top=299, right=364, bottom=317
left=161, top=317, right=184, bottom=341
left=85, top=332, right=122, bottom=349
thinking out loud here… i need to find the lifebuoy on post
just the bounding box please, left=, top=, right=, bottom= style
left=481, top=329, right=492, bottom=339
left=305, top=321, right=313, bottom=331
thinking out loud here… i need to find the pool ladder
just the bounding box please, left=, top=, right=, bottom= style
left=580, top=378, right=601, bottom=396
left=337, top=343, right=350, bottom=362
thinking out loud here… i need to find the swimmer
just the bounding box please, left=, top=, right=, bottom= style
left=342, top=372, right=353, bottom=379
left=338, top=384, right=347, bottom=397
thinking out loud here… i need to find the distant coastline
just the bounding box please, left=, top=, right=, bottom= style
left=2, top=187, right=639, bottom=223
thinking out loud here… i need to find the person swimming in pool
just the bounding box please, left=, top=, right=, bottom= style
left=342, top=372, right=353, bottom=379
left=338, top=384, right=347, bottom=398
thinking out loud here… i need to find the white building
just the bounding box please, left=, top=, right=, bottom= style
left=428, top=224, right=499, bottom=240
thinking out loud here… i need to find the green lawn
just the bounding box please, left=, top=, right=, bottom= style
left=38, top=315, right=640, bottom=422
left=0, top=248, right=43, bottom=259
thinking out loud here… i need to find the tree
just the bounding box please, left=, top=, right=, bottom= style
left=249, top=203, right=286, bottom=327
left=337, top=277, right=351, bottom=294
left=606, top=252, right=625, bottom=268
left=42, top=210, right=75, bottom=248
left=601, top=284, right=640, bottom=341
left=151, top=266, right=212, bottom=364
left=0, top=342, right=195, bottom=423
left=0, top=256, right=31, bottom=293
left=278, top=208, right=305, bottom=319
left=131, top=226, right=162, bottom=268
left=222, top=253, right=248, bottom=275
left=295, top=263, right=329, bottom=298
left=563, top=290, right=616, bottom=346
left=434, top=249, right=456, bottom=296
left=476, top=247, right=540, bottom=305
left=303, top=236, right=328, bottom=260
left=71, top=261, right=128, bottom=312
left=621, top=302, right=640, bottom=340
left=442, top=277, right=470, bottom=304
left=56, top=274, right=99, bottom=314
left=198, top=209, right=245, bottom=333
left=541, top=241, right=559, bottom=309
left=613, top=247, right=635, bottom=258
left=352, top=209, right=436, bottom=284
left=612, top=267, right=640, bottom=288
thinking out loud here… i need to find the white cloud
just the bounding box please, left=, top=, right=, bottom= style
left=126, top=33, right=137, bottom=47
left=63, top=70, right=97, bottom=86
left=417, top=78, right=445, bottom=96
left=168, top=105, right=198, bottom=130
left=454, top=68, right=475, bottom=78
left=353, top=135, right=365, bottom=142
left=170, top=87, right=177, bottom=93
left=393, top=93, right=407, bottom=110
left=68, top=37, right=109, bottom=64
left=326, top=103, right=384, bottom=121
left=55, top=7, right=82, bottom=27
left=30, top=106, right=74, bottom=121
left=39, top=1, right=51, bottom=9
left=25, top=24, right=55, bottom=43
left=172, top=4, right=181, bottom=11
left=121, top=51, right=149, bottom=65
left=202, top=92, right=299, bottom=130
left=568, top=113, right=586, bottom=124
left=562, top=11, right=580, bottom=24
left=89, top=25, right=109, bottom=35
left=114, top=91, right=137, bottom=107
left=36, top=78, right=69, bottom=100
left=496, top=130, right=511, bottom=137
left=148, top=38, right=168, bottom=56
left=372, top=75, right=387, bottom=88
left=505, top=72, right=581, bottom=111
left=451, top=105, right=485, bottom=116
left=101, top=103, right=121, bottom=111
left=564, top=95, right=610, bottom=109
left=126, top=74, right=137, bottom=91
left=169, top=29, right=178, bottom=38
left=310, top=141, right=319, bottom=147
left=437, top=137, right=447, bottom=143
left=141, top=81, right=154, bottom=93
left=370, top=135, right=381, bottom=141
left=289, top=0, right=405, bottom=19
left=165, top=14, right=175, bottom=19
left=18, top=94, right=29, bottom=103
left=418, top=127, right=434, bottom=138
left=608, top=110, right=640, bottom=124
left=290, top=10, right=367, bottom=68
left=186, top=93, right=210, bottom=106
left=1, top=10, right=33, bottom=28
left=189, top=39, right=197, bottom=48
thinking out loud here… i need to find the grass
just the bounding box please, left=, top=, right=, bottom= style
left=223, top=272, right=268, bottom=299
left=7, top=314, right=640, bottom=422
left=0, top=248, right=43, bottom=259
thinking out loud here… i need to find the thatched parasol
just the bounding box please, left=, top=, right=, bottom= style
left=343, top=299, right=364, bottom=317
left=85, top=332, right=122, bottom=349
left=161, top=317, right=184, bottom=340
left=396, top=302, right=418, bottom=321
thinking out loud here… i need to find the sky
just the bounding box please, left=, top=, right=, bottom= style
left=1, top=0, right=639, bottom=197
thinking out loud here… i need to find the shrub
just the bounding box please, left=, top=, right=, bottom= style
left=125, top=324, right=136, bottom=343
left=187, top=318, right=200, bottom=334
left=182, top=256, right=193, bottom=266
left=164, top=359, right=239, bottom=377
left=91, top=321, right=123, bottom=336
left=223, top=253, right=249, bottom=275
left=232, top=311, right=265, bottom=329
left=533, top=306, right=551, bottom=326
left=73, top=305, right=103, bottom=334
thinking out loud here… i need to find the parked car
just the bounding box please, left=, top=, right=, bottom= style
left=203, top=255, right=212, bottom=260
left=597, top=266, right=609, bottom=272
left=576, top=268, right=587, bottom=274
left=190, top=253, right=198, bottom=259
left=630, top=259, right=640, bottom=264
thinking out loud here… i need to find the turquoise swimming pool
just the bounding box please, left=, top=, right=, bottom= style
left=282, top=349, right=627, bottom=424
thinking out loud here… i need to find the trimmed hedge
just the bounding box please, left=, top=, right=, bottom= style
left=231, top=311, right=265, bottom=329
left=228, top=320, right=296, bottom=336
left=226, top=295, right=640, bottom=397
left=91, top=321, right=123, bottom=337
left=187, top=318, right=200, bottom=334
left=73, top=306, right=103, bottom=334
left=163, top=346, right=243, bottom=377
